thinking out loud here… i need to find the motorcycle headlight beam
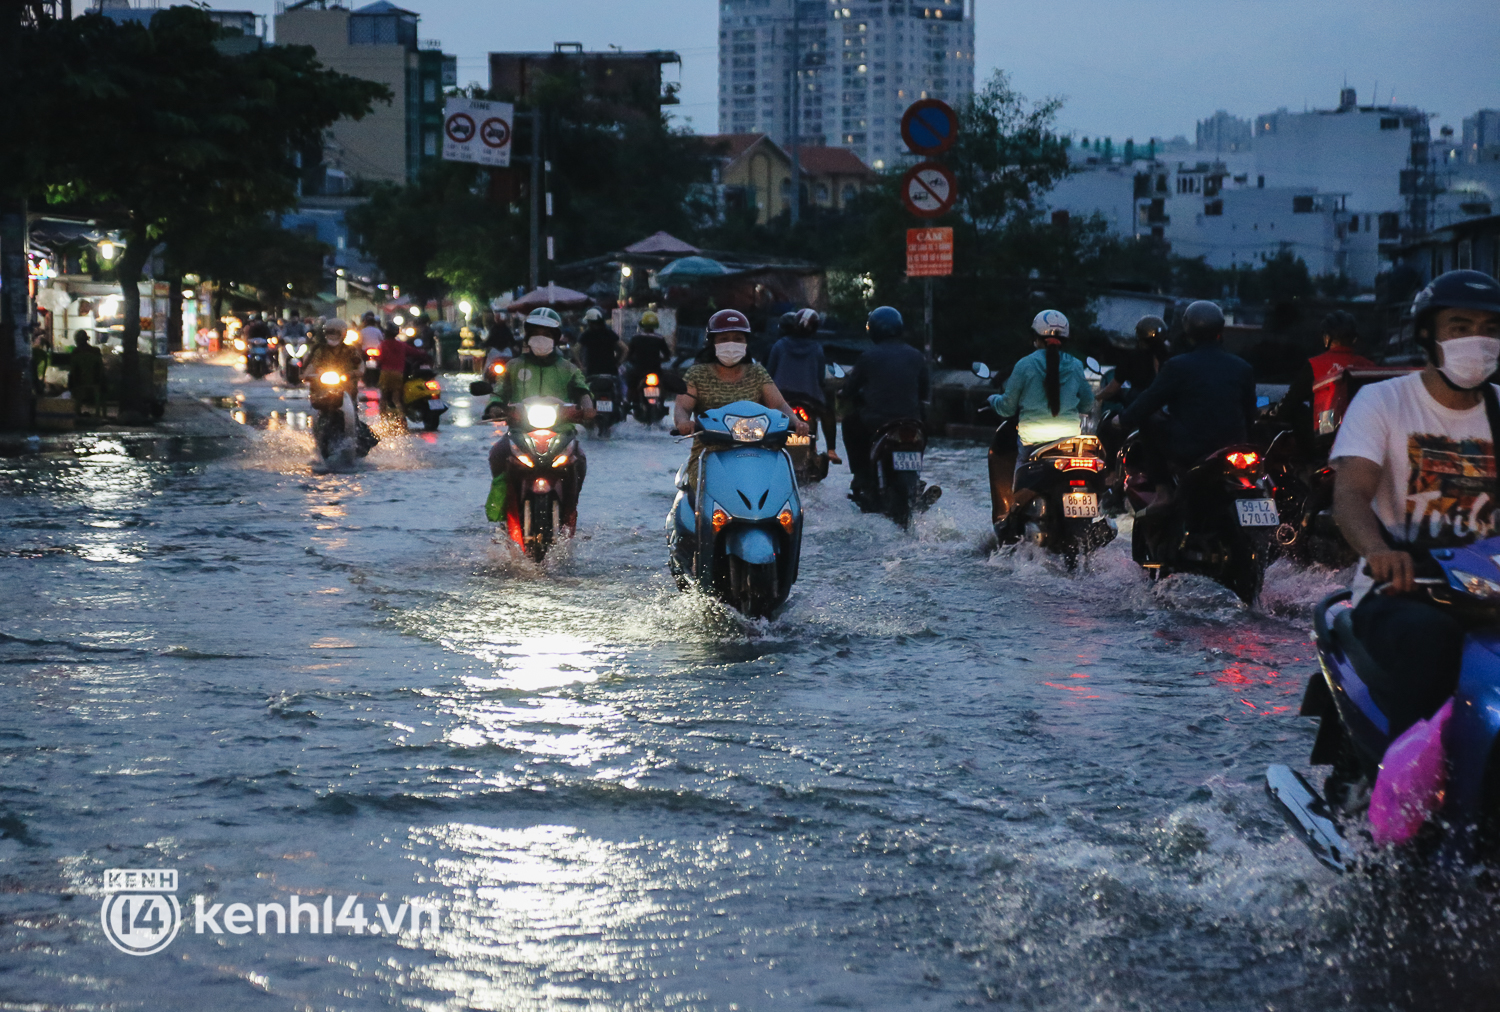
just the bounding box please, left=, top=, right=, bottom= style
left=525, top=403, right=560, bottom=429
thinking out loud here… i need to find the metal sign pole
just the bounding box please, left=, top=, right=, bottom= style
left=529, top=109, right=541, bottom=291
left=924, top=278, right=933, bottom=362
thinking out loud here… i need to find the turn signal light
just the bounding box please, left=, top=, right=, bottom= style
left=552, top=453, right=570, bottom=468
left=645, top=373, right=660, bottom=386
left=513, top=451, right=535, bottom=468
left=711, top=506, right=730, bottom=533
left=778, top=506, right=795, bottom=532
left=425, top=380, right=441, bottom=393
left=1227, top=451, right=1260, bottom=469
left=491, top=361, right=506, bottom=376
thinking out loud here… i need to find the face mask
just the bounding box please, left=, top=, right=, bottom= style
left=528, top=335, right=555, bottom=356
left=715, top=341, right=747, bottom=366
left=326, top=334, right=340, bottom=345
left=1437, top=335, right=1500, bottom=390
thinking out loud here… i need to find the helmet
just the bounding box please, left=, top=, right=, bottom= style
left=639, top=311, right=659, bottom=330
left=707, top=308, right=751, bottom=334
left=1322, top=309, right=1358, bottom=345
left=1181, top=300, right=1225, bottom=346
left=1032, top=310, right=1069, bottom=340
left=1411, top=270, right=1500, bottom=358
left=583, top=307, right=604, bottom=323
left=779, top=311, right=799, bottom=336
left=867, top=306, right=903, bottom=341
left=525, top=307, right=563, bottom=332
left=1134, top=315, right=1167, bottom=344
left=794, top=308, right=821, bottom=336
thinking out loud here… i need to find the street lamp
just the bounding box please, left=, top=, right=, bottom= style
left=98, top=240, right=118, bottom=261
left=620, top=265, right=632, bottom=278
left=458, top=299, right=473, bottom=318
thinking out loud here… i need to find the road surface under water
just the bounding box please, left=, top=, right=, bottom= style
left=0, top=362, right=1495, bottom=1011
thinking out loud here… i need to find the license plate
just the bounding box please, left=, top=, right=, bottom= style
left=1062, top=492, right=1098, bottom=518
left=786, top=434, right=810, bottom=446
left=644, top=386, right=660, bottom=398
left=596, top=400, right=613, bottom=412
left=428, top=399, right=446, bottom=410
left=892, top=451, right=922, bottom=472
left=1236, top=498, right=1280, bottom=526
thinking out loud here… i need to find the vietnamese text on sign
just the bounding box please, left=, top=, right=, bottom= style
left=906, top=227, right=953, bottom=278
left=442, top=98, right=513, bottom=167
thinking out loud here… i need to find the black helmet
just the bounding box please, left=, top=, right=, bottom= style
left=779, top=311, right=798, bottom=336
left=1322, top=309, right=1358, bottom=345
left=1181, top=300, right=1225, bottom=346
left=867, top=306, right=903, bottom=341
left=1135, top=315, right=1167, bottom=344
left=1412, top=270, right=1500, bottom=359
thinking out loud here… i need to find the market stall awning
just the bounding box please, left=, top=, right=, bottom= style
left=656, top=256, right=731, bottom=282
left=509, top=283, right=593, bottom=310
left=625, top=231, right=699, bottom=255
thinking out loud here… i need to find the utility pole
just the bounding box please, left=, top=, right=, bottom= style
left=787, top=0, right=800, bottom=227
left=528, top=108, right=541, bottom=291
left=0, top=0, right=35, bottom=429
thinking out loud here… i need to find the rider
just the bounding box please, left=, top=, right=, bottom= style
left=304, top=321, right=361, bottom=399
left=1331, top=269, right=1500, bottom=737
left=377, top=323, right=408, bottom=422
left=673, top=309, right=808, bottom=495
left=624, top=310, right=674, bottom=393
left=1275, top=310, right=1374, bottom=455
left=841, top=306, right=930, bottom=505
left=486, top=307, right=598, bottom=529
left=1096, top=314, right=1171, bottom=412
left=1117, top=300, right=1257, bottom=506
left=767, top=308, right=840, bottom=464
left=575, top=307, right=627, bottom=379
left=988, top=310, right=1095, bottom=537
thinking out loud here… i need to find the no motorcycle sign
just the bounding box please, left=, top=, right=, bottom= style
left=442, top=97, right=513, bottom=167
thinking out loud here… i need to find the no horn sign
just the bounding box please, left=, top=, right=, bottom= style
left=442, top=97, right=513, bottom=168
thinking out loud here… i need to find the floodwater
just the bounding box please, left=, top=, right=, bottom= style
left=0, top=362, right=1493, bottom=1010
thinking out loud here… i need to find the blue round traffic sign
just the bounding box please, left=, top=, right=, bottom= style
left=901, top=99, right=958, bottom=155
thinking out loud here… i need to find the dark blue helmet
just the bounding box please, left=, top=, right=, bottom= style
left=867, top=306, right=903, bottom=341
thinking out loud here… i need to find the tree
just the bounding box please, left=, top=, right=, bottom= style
left=35, top=8, right=387, bottom=414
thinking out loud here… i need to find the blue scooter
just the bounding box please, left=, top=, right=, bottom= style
left=667, top=400, right=803, bottom=618
left=1269, top=535, right=1500, bottom=871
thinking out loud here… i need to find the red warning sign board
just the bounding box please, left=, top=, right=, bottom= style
left=906, top=227, right=953, bottom=278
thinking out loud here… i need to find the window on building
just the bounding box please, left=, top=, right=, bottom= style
left=1380, top=117, right=1400, bottom=130
left=842, top=184, right=856, bottom=203
left=1257, top=175, right=1265, bottom=188
left=1378, top=212, right=1400, bottom=239
left=423, top=79, right=436, bottom=103
left=816, top=183, right=830, bottom=203
left=1348, top=215, right=1359, bottom=233
left=1204, top=200, right=1223, bottom=216
left=423, top=131, right=437, bottom=157
left=1292, top=196, right=1315, bottom=213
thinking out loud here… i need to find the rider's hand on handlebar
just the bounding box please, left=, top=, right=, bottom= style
left=792, top=416, right=809, bottom=437
left=1366, top=549, right=1415, bottom=594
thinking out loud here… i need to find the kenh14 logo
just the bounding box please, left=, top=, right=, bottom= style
left=100, top=868, right=181, bottom=956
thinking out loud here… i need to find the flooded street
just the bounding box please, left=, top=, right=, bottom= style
left=0, top=362, right=1485, bottom=1010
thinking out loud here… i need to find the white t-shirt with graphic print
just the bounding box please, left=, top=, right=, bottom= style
left=1332, top=372, right=1498, bottom=597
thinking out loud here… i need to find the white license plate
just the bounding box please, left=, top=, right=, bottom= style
left=1062, top=492, right=1098, bottom=518
left=428, top=399, right=446, bottom=410
left=892, top=451, right=923, bottom=472
left=644, top=386, right=660, bottom=398
left=786, top=434, right=810, bottom=446
left=1236, top=498, right=1280, bottom=526
left=596, top=400, right=613, bottom=412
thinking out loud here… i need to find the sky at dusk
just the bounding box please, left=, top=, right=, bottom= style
left=266, top=0, right=1498, bottom=142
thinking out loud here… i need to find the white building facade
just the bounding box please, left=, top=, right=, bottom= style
left=718, top=0, right=975, bottom=171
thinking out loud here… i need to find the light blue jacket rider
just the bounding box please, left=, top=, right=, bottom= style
left=987, top=311, right=1094, bottom=449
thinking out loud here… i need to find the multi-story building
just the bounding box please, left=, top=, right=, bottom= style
left=274, top=0, right=456, bottom=188
left=1196, top=110, right=1252, bottom=155
left=489, top=44, right=682, bottom=121
left=1462, top=110, right=1500, bottom=165
left=718, top=0, right=975, bottom=172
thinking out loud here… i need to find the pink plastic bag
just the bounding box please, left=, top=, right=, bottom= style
left=1368, top=699, right=1454, bottom=846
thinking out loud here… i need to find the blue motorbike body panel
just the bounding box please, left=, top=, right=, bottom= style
left=1449, top=635, right=1500, bottom=815
left=726, top=526, right=777, bottom=564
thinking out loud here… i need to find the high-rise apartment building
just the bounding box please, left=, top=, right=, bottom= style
left=718, top=0, right=974, bottom=171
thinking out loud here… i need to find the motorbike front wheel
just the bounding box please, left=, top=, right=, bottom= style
left=727, top=554, right=781, bottom=619
left=522, top=494, right=560, bottom=563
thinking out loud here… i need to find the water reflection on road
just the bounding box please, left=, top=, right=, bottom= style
left=0, top=362, right=1487, bottom=1010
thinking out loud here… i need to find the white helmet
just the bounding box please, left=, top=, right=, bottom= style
left=582, top=307, right=604, bottom=323
left=525, top=307, right=563, bottom=331
left=1032, top=309, right=1069, bottom=339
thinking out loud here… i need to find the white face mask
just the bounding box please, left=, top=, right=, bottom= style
left=1437, top=335, right=1500, bottom=390
left=528, top=335, right=556, bottom=357
left=325, top=334, right=340, bottom=345
left=715, top=341, right=747, bottom=366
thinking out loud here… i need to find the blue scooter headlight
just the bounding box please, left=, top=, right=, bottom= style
left=1451, top=569, right=1500, bottom=600
left=725, top=414, right=769, bottom=442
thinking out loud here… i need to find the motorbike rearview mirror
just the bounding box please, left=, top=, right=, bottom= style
left=1257, top=395, right=1270, bottom=408
left=826, top=362, right=846, bottom=379
left=1086, top=356, right=1101, bottom=373
left=971, top=362, right=992, bottom=380
left=469, top=380, right=493, bottom=397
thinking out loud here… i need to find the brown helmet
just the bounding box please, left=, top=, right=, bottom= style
left=707, top=308, right=751, bottom=334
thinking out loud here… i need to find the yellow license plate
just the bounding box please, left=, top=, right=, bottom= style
left=786, top=434, right=810, bottom=446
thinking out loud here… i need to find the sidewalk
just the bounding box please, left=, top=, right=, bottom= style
left=1, top=395, right=246, bottom=455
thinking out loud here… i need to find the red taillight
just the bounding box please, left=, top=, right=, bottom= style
left=793, top=406, right=810, bottom=422
left=425, top=380, right=440, bottom=392
left=645, top=373, right=660, bottom=386
left=1069, top=479, right=1087, bottom=486
left=1055, top=457, right=1104, bottom=472
left=1227, top=451, right=1260, bottom=469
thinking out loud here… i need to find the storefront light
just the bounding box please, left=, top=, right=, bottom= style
left=98, top=241, right=118, bottom=261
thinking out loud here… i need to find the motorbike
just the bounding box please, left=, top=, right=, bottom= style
left=245, top=334, right=272, bottom=379
left=479, top=356, right=509, bottom=421
left=631, top=370, right=672, bottom=426
left=1258, top=425, right=1355, bottom=568
left=585, top=374, right=623, bottom=437
left=362, top=345, right=381, bottom=388
left=1122, top=432, right=1279, bottom=603
left=667, top=399, right=802, bottom=618
left=308, top=368, right=376, bottom=467
left=402, top=366, right=448, bottom=431
left=988, top=420, right=1116, bottom=567
left=471, top=383, right=582, bottom=562
left=863, top=417, right=937, bottom=529
left=1269, top=538, right=1500, bottom=871
left=782, top=393, right=829, bottom=484
left=281, top=340, right=307, bottom=386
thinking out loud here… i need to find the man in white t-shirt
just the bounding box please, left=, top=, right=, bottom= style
left=1331, top=269, right=1500, bottom=735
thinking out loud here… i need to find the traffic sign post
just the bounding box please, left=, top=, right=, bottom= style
left=899, top=99, right=960, bottom=362
left=442, top=97, right=514, bottom=167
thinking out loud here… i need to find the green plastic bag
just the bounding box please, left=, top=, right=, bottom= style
left=484, top=474, right=508, bottom=523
